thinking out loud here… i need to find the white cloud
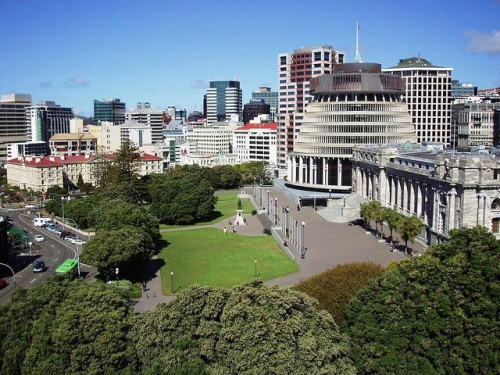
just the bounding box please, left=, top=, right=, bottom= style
left=65, top=77, right=90, bottom=88
left=190, top=80, right=207, bottom=89
left=39, top=81, right=53, bottom=88
left=465, top=29, right=500, bottom=55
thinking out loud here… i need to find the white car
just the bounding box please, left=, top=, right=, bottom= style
left=34, top=234, right=45, bottom=242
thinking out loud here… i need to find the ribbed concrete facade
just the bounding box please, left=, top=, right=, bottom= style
left=287, top=62, right=416, bottom=193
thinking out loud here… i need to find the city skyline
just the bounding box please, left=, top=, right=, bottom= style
left=2, top=0, right=499, bottom=117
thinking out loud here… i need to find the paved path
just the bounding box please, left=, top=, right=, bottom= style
left=132, top=188, right=425, bottom=312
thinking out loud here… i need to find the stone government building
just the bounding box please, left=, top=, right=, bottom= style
left=352, top=143, right=500, bottom=245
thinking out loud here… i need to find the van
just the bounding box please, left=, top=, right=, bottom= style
left=33, top=217, right=53, bottom=227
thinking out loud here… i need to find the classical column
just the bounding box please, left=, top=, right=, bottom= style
left=416, top=182, right=422, bottom=217
left=299, top=157, right=304, bottom=184
left=448, top=190, right=456, bottom=231
left=410, top=180, right=416, bottom=214
left=309, top=157, right=314, bottom=185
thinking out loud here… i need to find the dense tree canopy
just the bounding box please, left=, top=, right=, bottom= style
left=0, top=278, right=137, bottom=375
left=130, top=280, right=356, bottom=374
left=344, top=226, right=500, bottom=374
left=81, top=227, right=156, bottom=280
left=294, top=262, right=386, bottom=325
left=149, top=166, right=217, bottom=225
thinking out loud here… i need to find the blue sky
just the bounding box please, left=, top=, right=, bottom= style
left=2, top=0, right=499, bottom=117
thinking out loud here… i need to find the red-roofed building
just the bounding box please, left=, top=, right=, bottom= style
left=6, top=152, right=163, bottom=192
left=233, top=122, right=277, bottom=165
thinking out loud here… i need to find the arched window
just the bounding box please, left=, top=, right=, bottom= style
left=492, top=198, right=500, bottom=210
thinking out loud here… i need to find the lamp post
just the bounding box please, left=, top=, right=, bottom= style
left=61, top=197, right=65, bottom=229
left=267, top=190, right=270, bottom=215
left=253, top=178, right=256, bottom=198
left=254, top=259, right=257, bottom=277
left=115, top=267, right=119, bottom=281
left=274, top=197, right=278, bottom=225
left=79, top=201, right=98, bottom=241
left=301, top=222, right=306, bottom=259
left=28, top=241, right=33, bottom=255
left=65, top=217, right=80, bottom=276
left=329, top=189, right=332, bottom=199
left=170, top=271, right=174, bottom=293
left=259, top=181, right=262, bottom=208
left=0, top=263, right=16, bottom=289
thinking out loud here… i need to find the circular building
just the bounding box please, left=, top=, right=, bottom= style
left=287, top=62, right=416, bottom=193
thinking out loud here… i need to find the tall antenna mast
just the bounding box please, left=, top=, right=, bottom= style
left=354, top=22, right=363, bottom=63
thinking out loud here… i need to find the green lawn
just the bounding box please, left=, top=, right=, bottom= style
left=159, top=193, right=254, bottom=229
left=159, top=228, right=298, bottom=295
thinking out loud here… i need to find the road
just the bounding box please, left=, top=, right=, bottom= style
left=0, top=209, right=79, bottom=306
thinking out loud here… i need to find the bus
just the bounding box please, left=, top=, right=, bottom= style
left=55, top=259, right=79, bottom=276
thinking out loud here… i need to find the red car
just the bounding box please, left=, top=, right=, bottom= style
left=0, top=278, right=7, bottom=289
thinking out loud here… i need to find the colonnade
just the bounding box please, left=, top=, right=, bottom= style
left=287, top=155, right=352, bottom=191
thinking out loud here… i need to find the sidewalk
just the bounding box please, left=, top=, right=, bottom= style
left=132, top=187, right=422, bottom=312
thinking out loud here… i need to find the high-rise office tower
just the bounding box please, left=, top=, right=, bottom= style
left=252, top=87, right=278, bottom=121
left=277, top=45, right=345, bottom=172
left=205, top=80, right=242, bottom=125
left=383, top=57, right=453, bottom=145
left=126, top=102, right=164, bottom=144
left=94, top=99, right=126, bottom=124
left=26, top=101, right=74, bottom=143
left=287, top=62, right=416, bottom=193
left=0, top=93, right=32, bottom=162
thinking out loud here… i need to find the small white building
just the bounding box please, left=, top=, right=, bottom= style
left=233, top=122, right=277, bottom=164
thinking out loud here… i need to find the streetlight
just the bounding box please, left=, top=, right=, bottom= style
left=301, top=222, right=306, bottom=259
left=170, top=271, right=174, bottom=293
left=65, top=217, right=80, bottom=276
left=259, top=181, right=262, bottom=208
left=329, top=189, right=332, bottom=199
left=61, top=197, right=65, bottom=229
left=267, top=190, right=270, bottom=215
left=28, top=241, right=33, bottom=255
left=253, top=178, right=256, bottom=198
left=79, top=201, right=98, bottom=241
left=274, top=197, right=278, bottom=225
left=115, top=267, right=119, bottom=281
left=0, top=262, right=16, bottom=289
left=254, top=259, right=258, bottom=277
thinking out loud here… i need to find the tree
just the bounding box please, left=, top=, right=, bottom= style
left=294, top=262, right=385, bottom=325
left=399, top=214, right=423, bottom=253
left=344, top=227, right=500, bottom=374
left=371, top=201, right=385, bottom=237
left=76, top=173, right=84, bottom=189
left=0, top=278, right=137, bottom=375
left=384, top=207, right=402, bottom=243
left=81, top=227, right=155, bottom=280
left=149, top=167, right=217, bottom=225
left=130, top=280, right=356, bottom=374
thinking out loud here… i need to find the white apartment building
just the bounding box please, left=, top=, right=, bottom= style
left=277, top=45, right=345, bottom=172
left=49, top=133, right=97, bottom=156
left=383, top=57, right=453, bottom=146
left=0, top=93, right=32, bottom=162
left=233, top=123, right=277, bottom=164
left=126, top=102, right=164, bottom=144
left=120, top=120, right=152, bottom=147
left=87, top=122, right=122, bottom=153
left=187, top=122, right=241, bottom=155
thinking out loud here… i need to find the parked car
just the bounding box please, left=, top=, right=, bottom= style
left=34, top=234, right=45, bottom=242
left=74, top=239, right=86, bottom=245
left=348, top=218, right=365, bottom=226
left=33, top=259, right=45, bottom=273
left=0, top=278, right=7, bottom=289
left=60, top=231, right=76, bottom=239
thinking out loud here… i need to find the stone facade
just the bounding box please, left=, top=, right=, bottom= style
left=352, top=144, right=500, bottom=245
